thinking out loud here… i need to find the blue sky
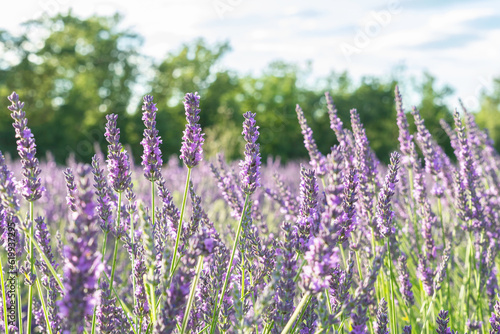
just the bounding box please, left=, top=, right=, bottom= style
left=2, top=0, right=500, bottom=109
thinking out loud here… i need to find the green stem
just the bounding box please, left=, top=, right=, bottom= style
left=150, top=181, right=156, bottom=325
left=281, top=292, right=311, bottom=334
left=355, top=250, right=363, bottom=281
left=110, top=192, right=122, bottom=290
left=17, top=272, right=22, bottom=334
left=0, top=256, right=9, bottom=334
left=420, top=291, right=437, bottom=334
left=180, top=255, right=204, bottom=334
left=465, top=231, right=473, bottom=325
left=27, top=201, right=34, bottom=334
left=23, top=229, right=63, bottom=291
left=109, top=236, right=120, bottom=290
left=387, top=240, right=397, bottom=334
left=91, top=231, right=109, bottom=334
left=169, top=167, right=192, bottom=279
left=209, top=195, right=250, bottom=334
left=35, top=277, right=53, bottom=334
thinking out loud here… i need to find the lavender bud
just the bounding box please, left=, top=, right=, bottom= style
left=180, top=92, right=204, bottom=168
left=141, top=95, right=163, bottom=181
left=239, top=111, right=261, bottom=195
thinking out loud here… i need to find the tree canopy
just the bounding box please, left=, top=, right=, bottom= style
left=2, top=12, right=496, bottom=165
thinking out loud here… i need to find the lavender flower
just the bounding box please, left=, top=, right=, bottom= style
left=454, top=109, right=484, bottom=231
left=240, top=111, right=261, bottom=195
left=375, top=152, right=400, bottom=239
left=335, top=167, right=358, bottom=242
left=491, top=297, right=500, bottom=333
left=104, top=114, right=132, bottom=193
left=91, top=155, right=114, bottom=233
left=8, top=92, right=44, bottom=201
left=300, top=235, right=339, bottom=294
left=374, top=298, right=389, bottom=334
left=436, top=310, right=450, bottom=334
left=274, top=222, right=298, bottom=328
left=0, top=150, right=19, bottom=213
left=296, top=167, right=319, bottom=252
left=296, top=104, right=326, bottom=176
left=141, top=95, right=163, bottom=181
left=180, top=92, right=204, bottom=168
left=397, top=252, right=415, bottom=307
left=59, top=168, right=103, bottom=333
left=417, top=255, right=434, bottom=296
left=395, top=85, right=413, bottom=164
left=403, top=326, right=412, bottom=334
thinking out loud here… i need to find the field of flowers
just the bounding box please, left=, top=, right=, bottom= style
left=0, top=87, right=498, bottom=334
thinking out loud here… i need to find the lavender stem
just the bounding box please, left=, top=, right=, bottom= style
left=0, top=256, right=8, bottom=334
left=109, top=192, right=122, bottom=290
left=168, top=167, right=192, bottom=280
left=281, top=291, right=311, bottom=334
left=27, top=201, right=34, bottom=334
left=210, top=194, right=250, bottom=334
left=180, top=255, right=204, bottom=334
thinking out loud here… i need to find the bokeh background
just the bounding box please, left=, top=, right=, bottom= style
left=1, top=0, right=499, bottom=164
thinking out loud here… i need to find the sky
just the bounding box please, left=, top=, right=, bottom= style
left=2, top=0, right=500, bottom=109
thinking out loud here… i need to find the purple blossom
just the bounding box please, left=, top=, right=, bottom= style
left=104, top=114, right=132, bottom=193
left=59, top=168, right=103, bottom=333
left=0, top=150, right=20, bottom=213
left=397, top=252, right=415, bottom=307
left=296, top=104, right=326, bottom=176
left=8, top=92, right=44, bottom=201
left=436, top=310, right=451, bottom=334
left=180, top=92, right=205, bottom=168
left=454, top=109, right=484, bottom=231
left=240, top=111, right=261, bottom=195
left=395, top=85, right=413, bottom=165
left=300, top=236, right=339, bottom=294
left=374, top=298, right=389, bottom=334
left=91, top=155, right=114, bottom=233
left=375, top=152, right=400, bottom=239
left=141, top=95, right=163, bottom=181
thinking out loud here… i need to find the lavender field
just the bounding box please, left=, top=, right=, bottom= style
left=0, top=86, right=498, bottom=334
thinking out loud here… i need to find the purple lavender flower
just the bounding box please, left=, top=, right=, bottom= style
left=491, top=297, right=500, bottom=333
left=351, top=109, right=378, bottom=219
left=274, top=221, right=298, bottom=328
left=325, top=91, right=346, bottom=144
left=0, top=150, right=20, bottom=213
left=240, top=111, right=261, bottom=195
left=8, top=92, right=44, bottom=201
left=453, top=109, right=484, bottom=231
left=141, top=95, right=163, bottom=181
left=35, top=216, right=62, bottom=331
left=375, top=152, right=400, bottom=239
left=133, top=243, right=150, bottom=320
left=296, top=167, right=319, bottom=252
left=59, top=168, right=103, bottom=333
left=104, top=114, right=132, bottom=193
left=296, top=104, right=326, bottom=176
left=91, top=155, right=114, bottom=233
left=335, top=167, right=358, bottom=242
left=300, top=235, right=339, bottom=294
left=397, top=252, right=415, bottom=307
left=403, top=325, right=412, bottom=334
left=436, top=310, right=450, bottom=334
left=180, top=92, right=205, bottom=168
left=417, top=255, right=434, bottom=296
left=395, top=85, right=413, bottom=164
left=374, top=298, right=389, bottom=334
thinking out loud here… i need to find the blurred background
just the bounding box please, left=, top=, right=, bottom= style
left=1, top=0, right=499, bottom=164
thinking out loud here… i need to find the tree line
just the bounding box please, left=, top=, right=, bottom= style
left=1, top=12, right=499, bottom=165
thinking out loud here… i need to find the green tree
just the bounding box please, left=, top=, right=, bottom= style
left=0, top=12, right=141, bottom=162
